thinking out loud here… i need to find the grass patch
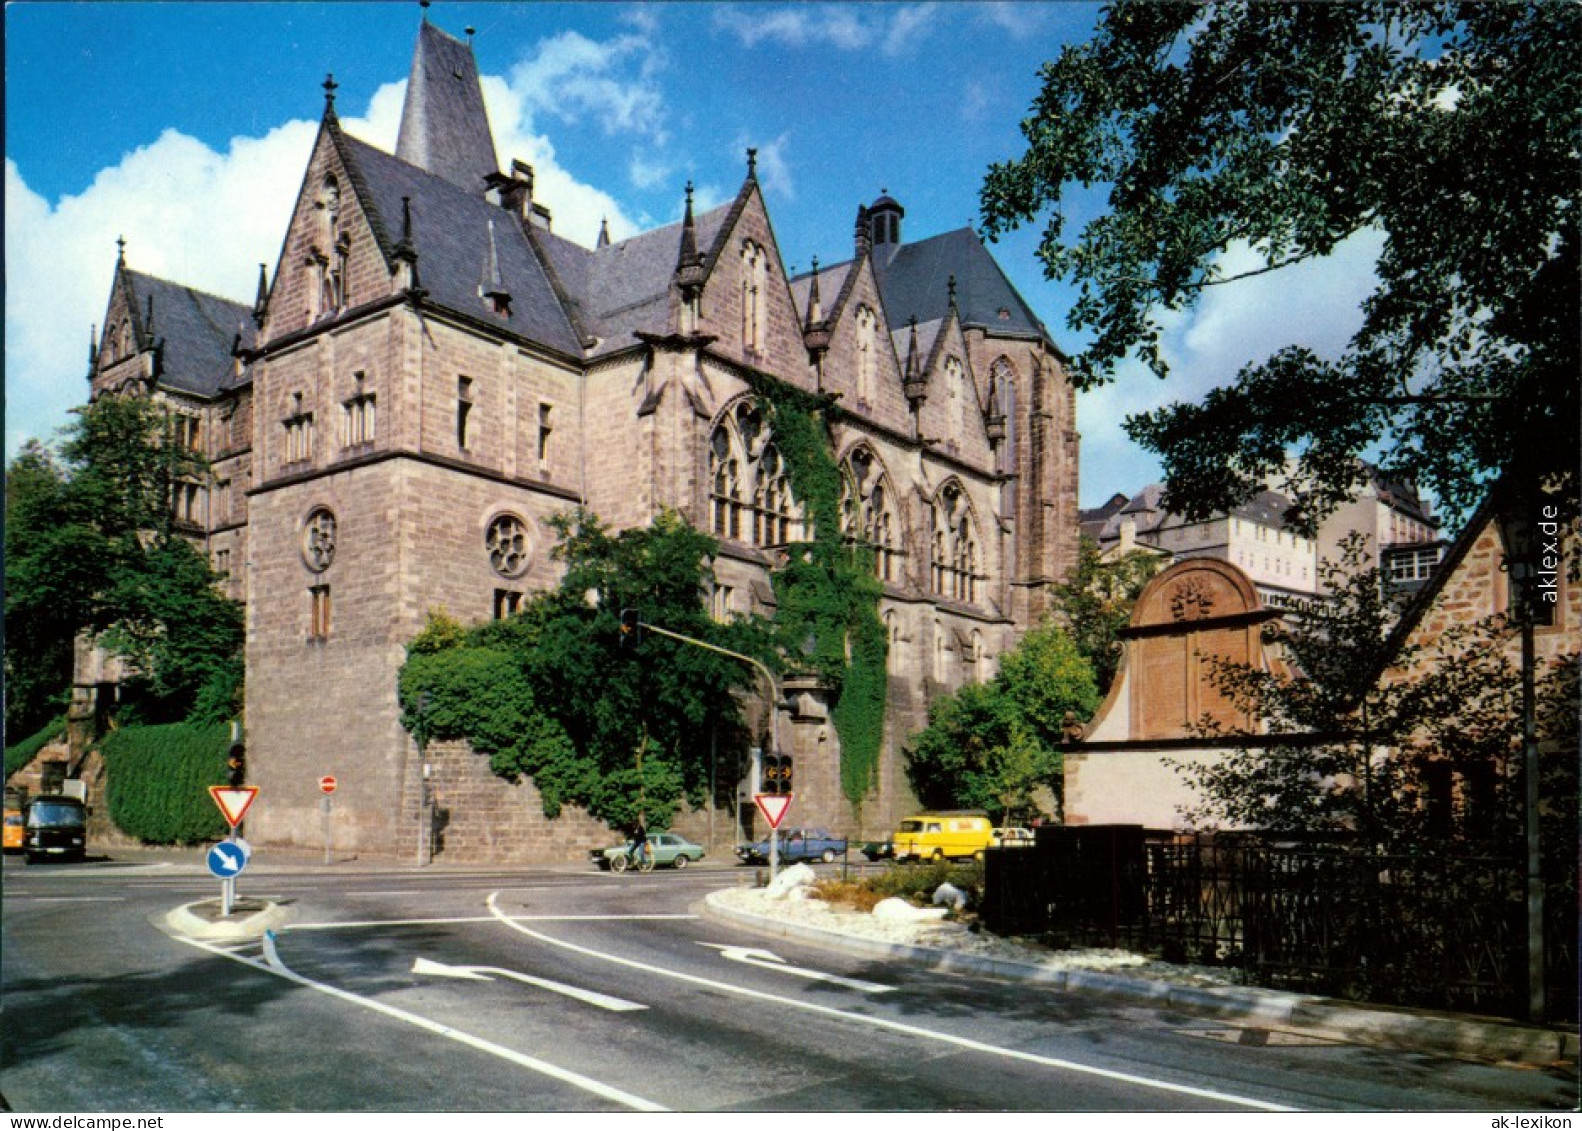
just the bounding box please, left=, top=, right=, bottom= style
left=814, top=859, right=984, bottom=912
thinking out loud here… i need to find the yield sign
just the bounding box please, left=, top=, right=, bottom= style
left=754, top=793, right=792, bottom=829
left=209, top=785, right=259, bottom=828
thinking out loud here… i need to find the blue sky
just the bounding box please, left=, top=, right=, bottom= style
left=5, top=1, right=1380, bottom=509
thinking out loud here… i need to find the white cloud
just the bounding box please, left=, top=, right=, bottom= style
left=508, top=30, right=667, bottom=140
left=5, top=118, right=315, bottom=459
left=713, top=3, right=938, bottom=54
left=882, top=4, right=941, bottom=57
left=714, top=6, right=873, bottom=50
left=1072, top=229, right=1384, bottom=505
left=4, top=43, right=672, bottom=458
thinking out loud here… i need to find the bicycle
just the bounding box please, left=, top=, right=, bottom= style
left=608, top=840, right=655, bottom=873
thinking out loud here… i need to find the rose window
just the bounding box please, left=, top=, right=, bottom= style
left=302, top=507, right=337, bottom=572
left=487, top=514, right=530, bottom=578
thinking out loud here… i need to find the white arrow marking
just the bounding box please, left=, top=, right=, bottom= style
left=216, top=853, right=242, bottom=873
left=412, top=956, right=648, bottom=1012
left=699, top=943, right=892, bottom=994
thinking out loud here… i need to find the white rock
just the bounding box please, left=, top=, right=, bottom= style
left=764, top=862, right=818, bottom=899
left=932, top=882, right=969, bottom=911
left=872, top=896, right=950, bottom=923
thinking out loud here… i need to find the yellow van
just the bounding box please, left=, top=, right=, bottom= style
left=892, top=811, right=994, bottom=863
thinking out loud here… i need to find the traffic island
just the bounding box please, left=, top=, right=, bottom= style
left=157, top=897, right=295, bottom=941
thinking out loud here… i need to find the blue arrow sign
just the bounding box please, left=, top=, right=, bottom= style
left=207, top=840, right=249, bottom=879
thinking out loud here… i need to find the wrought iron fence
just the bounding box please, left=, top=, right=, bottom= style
left=980, top=826, right=1577, bottom=1024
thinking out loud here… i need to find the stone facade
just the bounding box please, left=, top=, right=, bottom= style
left=79, top=16, right=1081, bottom=862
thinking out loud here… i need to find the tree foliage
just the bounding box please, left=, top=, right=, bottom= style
left=1050, top=535, right=1163, bottom=693
left=1177, top=538, right=1577, bottom=856
left=982, top=3, right=1580, bottom=528
left=398, top=511, right=773, bottom=831
left=906, top=622, right=1099, bottom=822
left=4, top=396, right=242, bottom=732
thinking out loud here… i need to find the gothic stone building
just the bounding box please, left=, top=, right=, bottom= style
left=84, top=19, right=1080, bottom=860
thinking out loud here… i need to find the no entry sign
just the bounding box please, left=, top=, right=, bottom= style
left=319, top=775, right=338, bottom=795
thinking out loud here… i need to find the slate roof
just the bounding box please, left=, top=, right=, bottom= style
left=337, top=130, right=584, bottom=358
left=394, top=21, right=499, bottom=195
left=122, top=270, right=253, bottom=398
left=534, top=202, right=733, bottom=357
left=871, top=227, right=1051, bottom=343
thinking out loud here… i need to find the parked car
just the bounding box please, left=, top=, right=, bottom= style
left=22, top=795, right=88, bottom=864
left=590, top=831, right=705, bottom=872
left=860, top=838, right=893, bottom=862
left=991, top=827, right=1035, bottom=848
left=736, top=826, right=847, bottom=865
left=3, top=805, right=24, bottom=853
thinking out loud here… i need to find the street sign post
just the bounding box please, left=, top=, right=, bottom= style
left=319, top=776, right=336, bottom=864
left=208, top=785, right=258, bottom=828
left=754, top=793, right=792, bottom=883
left=207, top=786, right=258, bottom=915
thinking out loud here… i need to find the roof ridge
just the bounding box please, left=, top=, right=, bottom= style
left=121, top=268, right=251, bottom=313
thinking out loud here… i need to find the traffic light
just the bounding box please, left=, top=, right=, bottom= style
left=761, top=752, right=793, bottom=795
left=226, top=741, right=246, bottom=788
left=618, top=607, right=643, bottom=647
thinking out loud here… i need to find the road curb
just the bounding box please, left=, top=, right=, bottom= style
left=701, top=891, right=1578, bottom=1068
left=157, top=899, right=296, bottom=941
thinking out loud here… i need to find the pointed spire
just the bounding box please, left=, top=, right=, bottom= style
left=393, top=196, right=423, bottom=295
left=116, top=235, right=127, bottom=267
left=854, top=204, right=871, bottom=258
left=903, top=316, right=928, bottom=406
left=144, top=294, right=156, bottom=346
left=89, top=324, right=98, bottom=369
left=675, top=181, right=706, bottom=297
left=804, top=257, right=823, bottom=328
left=947, top=273, right=958, bottom=310
left=397, top=19, right=500, bottom=193
left=597, top=217, right=611, bottom=249
left=746, top=147, right=758, bottom=181
left=252, top=263, right=270, bottom=327
left=480, top=219, right=509, bottom=315
left=802, top=256, right=832, bottom=364
left=323, top=73, right=339, bottom=117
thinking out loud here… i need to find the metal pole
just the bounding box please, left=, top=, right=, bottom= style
left=635, top=622, right=782, bottom=881
left=1521, top=609, right=1546, bottom=1023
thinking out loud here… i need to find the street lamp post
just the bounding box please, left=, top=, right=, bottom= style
left=1496, top=505, right=1546, bottom=1024
left=627, top=619, right=783, bottom=881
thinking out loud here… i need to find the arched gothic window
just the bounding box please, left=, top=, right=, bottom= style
left=708, top=400, right=802, bottom=548
left=839, top=446, right=899, bottom=582
left=740, top=240, right=768, bottom=352
left=854, top=305, right=878, bottom=406
left=929, top=481, right=979, bottom=604
left=990, top=356, right=1018, bottom=476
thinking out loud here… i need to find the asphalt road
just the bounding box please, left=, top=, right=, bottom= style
left=2, top=853, right=1575, bottom=1113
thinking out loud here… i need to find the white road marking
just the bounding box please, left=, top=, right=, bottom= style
left=171, top=931, right=667, bottom=1112
left=485, top=892, right=1298, bottom=1113
left=412, top=956, right=647, bottom=1012
left=699, top=942, right=893, bottom=993
left=285, top=913, right=697, bottom=931
left=9, top=896, right=127, bottom=903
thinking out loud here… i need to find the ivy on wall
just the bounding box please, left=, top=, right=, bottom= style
left=744, top=371, right=889, bottom=811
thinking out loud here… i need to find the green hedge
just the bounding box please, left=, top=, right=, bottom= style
left=5, top=716, right=66, bottom=783
left=98, top=722, right=230, bottom=843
